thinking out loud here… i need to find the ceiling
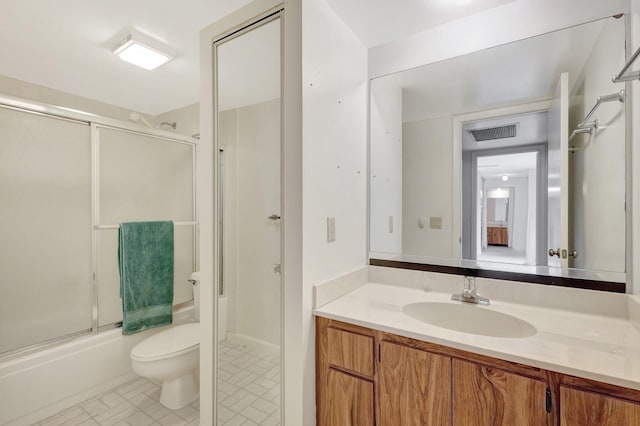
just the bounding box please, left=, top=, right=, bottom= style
left=324, top=0, right=515, bottom=48
left=0, top=0, right=250, bottom=116
left=478, top=151, right=538, bottom=179
left=0, top=0, right=540, bottom=118
left=371, top=18, right=611, bottom=123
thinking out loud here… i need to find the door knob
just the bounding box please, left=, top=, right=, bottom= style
left=268, top=214, right=281, bottom=220
left=548, top=248, right=561, bottom=257
left=569, top=250, right=578, bottom=258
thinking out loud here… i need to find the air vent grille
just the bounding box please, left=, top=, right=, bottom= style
left=468, top=124, right=517, bottom=142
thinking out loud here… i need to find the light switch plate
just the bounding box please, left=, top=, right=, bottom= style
left=430, top=216, right=442, bottom=230
left=327, top=217, right=336, bottom=242
left=388, top=216, right=394, bottom=233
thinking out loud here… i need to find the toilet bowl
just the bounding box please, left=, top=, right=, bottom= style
left=130, top=272, right=200, bottom=409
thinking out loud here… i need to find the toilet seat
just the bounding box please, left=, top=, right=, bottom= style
left=131, top=323, right=199, bottom=362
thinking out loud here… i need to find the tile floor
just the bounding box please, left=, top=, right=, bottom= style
left=35, top=377, right=198, bottom=426
left=35, top=339, right=280, bottom=426
left=216, top=339, right=280, bottom=426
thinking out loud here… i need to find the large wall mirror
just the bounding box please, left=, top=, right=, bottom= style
left=369, top=16, right=628, bottom=291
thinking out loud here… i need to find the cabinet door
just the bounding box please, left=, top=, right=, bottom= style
left=453, top=359, right=548, bottom=426
left=319, top=368, right=374, bottom=426
left=560, top=386, right=640, bottom=426
left=379, top=341, right=451, bottom=425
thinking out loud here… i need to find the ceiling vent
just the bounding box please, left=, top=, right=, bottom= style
left=468, top=124, right=517, bottom=142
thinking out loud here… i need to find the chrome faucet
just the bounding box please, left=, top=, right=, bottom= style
left=451, top=276, right=490, bottom=305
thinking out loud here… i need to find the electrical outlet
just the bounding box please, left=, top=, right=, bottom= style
left=327, top=217, right=336, bottom=242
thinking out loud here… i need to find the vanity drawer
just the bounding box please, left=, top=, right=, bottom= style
left=327, top=327, right=374, bottom=376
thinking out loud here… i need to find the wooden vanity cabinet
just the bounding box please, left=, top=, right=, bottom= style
left=379, top=341, right=451, bottom=425
left=560, top=386, right=640, bottom=426
left=316, top=317, right=640, bottom=426
left=453, top=359, right=548, bottom=426
left=487, top=226, right=508, bottom=246
left=317, top=320, right=376, bottom=426
left=323, top=369, right=374, bottom=426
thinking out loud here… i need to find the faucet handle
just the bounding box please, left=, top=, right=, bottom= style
left=463, top=276, right=475, bottom=297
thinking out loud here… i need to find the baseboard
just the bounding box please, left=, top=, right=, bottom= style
left=225, top=332, right=280, bottom=355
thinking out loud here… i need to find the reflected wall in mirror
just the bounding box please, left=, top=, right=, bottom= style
left=370, top=16, right=627, bottom=283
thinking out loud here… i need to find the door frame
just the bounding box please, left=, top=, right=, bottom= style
left=199, top=1, right=303, bottom=424
left=469, top=144, right=548, bottom=265
left=452, top=100, right=551, bottom=260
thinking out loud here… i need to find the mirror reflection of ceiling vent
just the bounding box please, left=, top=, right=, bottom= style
left=468, top=124, right=517, bottom=142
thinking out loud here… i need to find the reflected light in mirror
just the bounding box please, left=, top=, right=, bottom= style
left=487, top=188, right=510, bottom=198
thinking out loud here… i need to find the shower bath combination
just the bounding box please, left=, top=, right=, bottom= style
left=0, top=93, right=198, bottom=424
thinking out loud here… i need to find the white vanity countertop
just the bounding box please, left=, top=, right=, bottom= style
left=313, top=282, right=640, bottom=390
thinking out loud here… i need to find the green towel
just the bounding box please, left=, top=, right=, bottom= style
left=118, top=221, right=174, bottom=335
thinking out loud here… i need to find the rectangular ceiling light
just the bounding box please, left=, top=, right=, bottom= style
left=112, top=32, right=174, bottom=71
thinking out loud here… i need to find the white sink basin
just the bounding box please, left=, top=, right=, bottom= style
left=402, top=302, right=537, bottom=338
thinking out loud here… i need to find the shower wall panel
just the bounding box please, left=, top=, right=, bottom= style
left=221, top=99, right=281, bottom=347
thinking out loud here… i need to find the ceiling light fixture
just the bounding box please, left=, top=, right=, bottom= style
left=502, top=175, right=509, bottom=182
left=112, top=32, right=175, bottom=71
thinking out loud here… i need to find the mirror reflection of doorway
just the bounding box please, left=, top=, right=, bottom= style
left=462, top=111, right=548, bottom=266
left=476, top=152, right=538, bottom=265
left=485, top=187, right=512, bottom=247
left=214, top=14, right=282, bottom=425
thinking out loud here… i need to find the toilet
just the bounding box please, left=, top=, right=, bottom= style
left=130, top=272, right=200, bottom=410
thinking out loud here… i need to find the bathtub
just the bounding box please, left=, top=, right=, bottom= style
left=0, top=305, right=195, bottom=425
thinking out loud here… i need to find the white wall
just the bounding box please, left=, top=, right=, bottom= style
left=220, top=99, right=282, bottom=346
left=569, top=18, right=626, bottom=273
left=632, top=0, right=640, bottom=295
left=155, top=102, right=200, bottom=139
left=402, top=116, right=453, bottom=257
left=302, top=0, right=368, bottom=423
left=369, top=80, right=402, bottom=253
left=1, top=73, right=201, bottom=139
left=526, top=168, right=538, bottom=265
left=0, top=74, right=155, bottom=125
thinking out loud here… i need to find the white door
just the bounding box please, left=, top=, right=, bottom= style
left=547, top=72, right=569, bottom=268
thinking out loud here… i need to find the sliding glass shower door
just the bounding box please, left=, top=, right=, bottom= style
left=0, top=106, right=92, bottom=354
left=96, top=126, right=196, bottom=327
left=0, top=105, right=197, bottom=356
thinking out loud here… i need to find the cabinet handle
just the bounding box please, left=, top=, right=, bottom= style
left=545, top=387, right=552, bottom=413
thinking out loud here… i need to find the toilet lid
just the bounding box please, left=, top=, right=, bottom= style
left=131, top=323, right=199, bottom=360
